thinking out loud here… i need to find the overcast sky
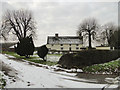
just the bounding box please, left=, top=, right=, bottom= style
left=0, top=0, right=119, bottom=46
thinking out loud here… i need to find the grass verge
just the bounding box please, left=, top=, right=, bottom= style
left=47, top=54, right=62, bottom=56
left=82, top=59, right=120, bottom=74
left=2, top=51, right=57, bottom=66
left=2, top=51, right=119, bottom=74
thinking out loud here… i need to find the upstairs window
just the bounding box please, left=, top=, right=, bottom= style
left=61, top=44, right=63, bottom=46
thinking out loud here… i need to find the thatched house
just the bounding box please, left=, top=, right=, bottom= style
left=46, top=33, right=83, bottom=53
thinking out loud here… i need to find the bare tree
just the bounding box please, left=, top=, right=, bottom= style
left=1, top=9, right=36, bottom=41
left=77, top=18, right=99, bottom=48
left=0, top=21, right=7, bottom=40
left=101, top=22, right=116, bottom=46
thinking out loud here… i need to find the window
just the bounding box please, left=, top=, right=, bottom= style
left=61, top=44, right=63, bottom=46
left=61, top=47, right=63, bottom=50
left=76, top=44, right=79, bottom=46
left=51, top=44, right=54, bottom=46
left=76, top=47, right=79, bottom=50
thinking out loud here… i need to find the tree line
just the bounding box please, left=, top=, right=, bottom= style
left=77, top=18, right=119, bottom=49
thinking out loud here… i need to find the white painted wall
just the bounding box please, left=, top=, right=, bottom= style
left=46, top=44, right=83, bottom=51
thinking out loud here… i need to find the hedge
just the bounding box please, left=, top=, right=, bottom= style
left=58, top=50, right=120, bottom=69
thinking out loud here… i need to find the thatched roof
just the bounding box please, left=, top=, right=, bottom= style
left=47, top=36, right=83, bottom=44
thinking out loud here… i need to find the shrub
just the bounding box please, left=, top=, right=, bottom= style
left=58, top=50, right=120, bottom=69
left=15, top=37, right=35, bottom=58
left=37, top=45, right=49, bottom=61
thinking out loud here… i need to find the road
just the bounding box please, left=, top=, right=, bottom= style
left=0, top=54, right=115, bottom=89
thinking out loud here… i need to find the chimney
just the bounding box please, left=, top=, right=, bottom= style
left=55, top=33, right=58, bottom=38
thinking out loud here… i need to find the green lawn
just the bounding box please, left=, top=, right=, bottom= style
left=82, top=59, right=120, bottom=74
left=2, top=51, right=57, bottom=66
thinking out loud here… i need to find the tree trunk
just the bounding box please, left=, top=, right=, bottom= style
left=88, top=31, right=92, bottom=49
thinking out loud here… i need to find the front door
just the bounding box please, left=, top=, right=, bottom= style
left=69, top=47, right=71, bottom=51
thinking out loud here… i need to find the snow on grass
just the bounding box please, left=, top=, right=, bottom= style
left=4, top=54, right=16, bottom=58
left=0, top=54, right=112, bottom=88
left=82, top=58, right=120, bottom=74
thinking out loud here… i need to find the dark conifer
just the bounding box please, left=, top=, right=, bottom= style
left=37, top=45, right=49, bottom=61
left=15, top=37, right=35, bottom=58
